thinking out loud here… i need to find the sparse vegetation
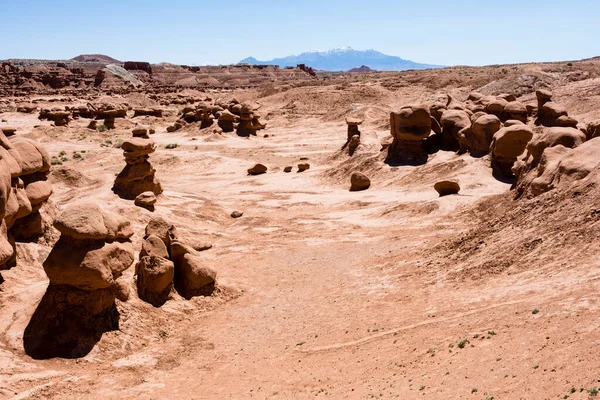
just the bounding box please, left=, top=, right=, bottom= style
left=165, top=143, right=179, bottom=149
left=457, top=339, right=469, bottom=349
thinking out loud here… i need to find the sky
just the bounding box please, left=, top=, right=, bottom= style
left=1, top=0, right=599, bottom=66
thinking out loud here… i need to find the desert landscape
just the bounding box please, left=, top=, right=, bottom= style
left=1, top=49, right=600, bottom=400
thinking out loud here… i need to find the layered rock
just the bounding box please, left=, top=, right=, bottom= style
left=112, top=137, right=162, bottom=200
left=24, top=203, right=134, bottom=359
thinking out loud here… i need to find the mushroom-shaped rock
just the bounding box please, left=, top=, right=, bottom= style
left=29, top=203, right=136, bottom=358
left=467, top=114, right=501, bottom=156
left=217, top=110, right=236, bottom=132
left=350, top=173, right=371, bottom=191
left=490, top=125, right=534, bottom=177
left=387, top=105, right=431, bottom=164
left=440, top=110, right=470, bottom=152
left=248, top=163, right=267, bottom=175
left=113, top=138, right=162, bottom=200
left=434, top=180, right=460, bottom=197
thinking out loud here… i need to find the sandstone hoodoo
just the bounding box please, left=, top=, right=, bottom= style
left=434, top=180, right=460, bottom=196
left=342, top=118, right=363, bottom=155
left=467, top=114, right=502, bottom=156
left=25, top=202, right=135, bottom=359
left=350, top=172, right=371, bottom=191
left=490, top=125, right=534, bottom=177
left=247, top=163, right=267, bottom=175
left=113, top=136, right=162, bottom=200
left=217, top=109, right=236, bottom=132
left=236, top=104, right=266, bottom=137
left=386, top=104, right=431, bottom=165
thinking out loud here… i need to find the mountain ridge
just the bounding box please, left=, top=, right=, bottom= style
left=239, top=47, right=443, bottom=71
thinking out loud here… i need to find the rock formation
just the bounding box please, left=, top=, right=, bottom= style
left=217, top=110, right=236, bottom=132
left=136, top=218, right=217, bottom=306
left=0, top=132, right=53, bottom=270
left=387, top=105, right=431, bottom=165
left=342, top=118, right=362, bottom=155
left=490, top=125, right=534, bottom=177
left=24, top=202, right=134, bottom=359
left=112, top=136, right=162, bottom=200
left=535, top=89, right=577, bottom=128
left=513, top=127, right=587, bottom=197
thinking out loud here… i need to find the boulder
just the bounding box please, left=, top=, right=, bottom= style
left=170, top=241, right=217, bottom=299
left=136, top=256, right=174, bottom=307
left=139, top=234, right=170, bottom=260
left=350, top=173, right=371, bottom=191
left=434, top=180, right=460, bottom=196
left=248, top=163, right=267, bottom=175
left=134, top=191, right=157, bottom=210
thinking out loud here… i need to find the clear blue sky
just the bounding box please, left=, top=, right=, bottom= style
left=1, top=0, right=598, bottom=66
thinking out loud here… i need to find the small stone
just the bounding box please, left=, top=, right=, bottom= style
left=350, top=172, right=371, bottom=191
left=297, top=163, right=310, bottom=172
left=231, top=211, right=243, bottom=218
left=248, top=163, right=267, bottom=175
left=283, top=166, right=293, bottom=173
left=434, top=180, right=460, bottom=196
left=135, top=191, right=157, bottom=210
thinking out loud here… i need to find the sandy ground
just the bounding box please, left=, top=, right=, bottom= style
left=1, top=70, right=600, bottom=399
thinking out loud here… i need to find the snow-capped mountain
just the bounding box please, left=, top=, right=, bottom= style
left=239, top=47, right=443, bottom=72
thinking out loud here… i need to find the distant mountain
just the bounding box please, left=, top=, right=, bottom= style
left=348, top=65, right=375, bottom=73
left=239, top=47, right=443, bottom=72
left=71, top=54, right=121, bottom=64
